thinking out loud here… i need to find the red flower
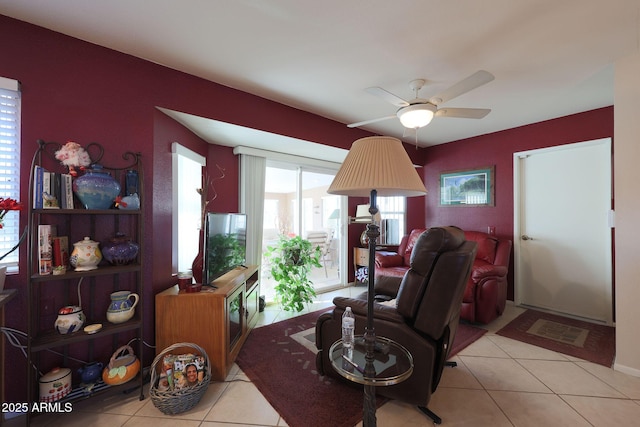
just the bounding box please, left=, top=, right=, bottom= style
left=0, top=197, right=25, bottom=262
left=0, top=197, right=22, bottom=229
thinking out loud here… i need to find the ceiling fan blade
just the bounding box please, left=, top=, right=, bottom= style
left=428, top=70, right=495, bottom=106
left=435, top=107, right=491, bottom=119
left=365, top=87, right=409, bottom=107
left=347, top=114, right=397, bottom=128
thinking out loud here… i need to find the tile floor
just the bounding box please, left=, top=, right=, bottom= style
left=9, top=286, right=640, bottom=426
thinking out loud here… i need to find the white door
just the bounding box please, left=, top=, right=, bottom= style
left=514, top=138, right=613, bottom=324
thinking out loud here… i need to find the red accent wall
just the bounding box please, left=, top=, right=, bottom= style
left=0, top=15, right=380, bottom=402
left=422, top=107, right=614, bottom=298
left=0, top=14, right=613, bottom=402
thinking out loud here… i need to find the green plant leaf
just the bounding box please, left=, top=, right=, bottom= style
left=264, top=234, right=323, bottom=312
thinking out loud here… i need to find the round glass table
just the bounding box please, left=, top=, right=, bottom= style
left=328, top=335, right=413, bottom=386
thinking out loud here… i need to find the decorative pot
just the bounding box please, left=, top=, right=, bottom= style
left=39, top=367, right=71, bottom=402
left=102, top=232, right=139, bottom=265
left=70, top=237, right=102, bottom=271
left=54, top=305, right=85, bottom=334
left=360, top=230, right=369, bottom=247
left=102, top=345, right=140, bottom=386
left=78, top=361, right=104, bottom=384
left=106, top=290, right=139, bottom=324
left=72, top=164, right=121, bottom=210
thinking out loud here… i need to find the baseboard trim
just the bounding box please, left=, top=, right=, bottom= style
left=613, top=361, right=640, bottom=378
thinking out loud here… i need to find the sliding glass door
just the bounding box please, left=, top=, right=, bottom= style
left=261, top=161, right=345, bottom=303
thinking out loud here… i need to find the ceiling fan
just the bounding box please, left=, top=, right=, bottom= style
left=347, top=70, right=495, bottom=132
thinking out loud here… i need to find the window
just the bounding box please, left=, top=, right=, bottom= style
left=378, top=196, right=405, bottom=245
left=0, top=77, right=22, bottom=270
left=172, top=143, right=205, bottom=273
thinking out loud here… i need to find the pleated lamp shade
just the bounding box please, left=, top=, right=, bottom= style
left=328, top=136, right=427, bottom=197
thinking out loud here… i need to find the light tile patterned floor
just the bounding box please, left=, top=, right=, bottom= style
left=9, top=286, right=640, bottom=426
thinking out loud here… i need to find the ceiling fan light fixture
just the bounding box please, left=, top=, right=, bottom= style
left=398, top=103, right=436, bottom=128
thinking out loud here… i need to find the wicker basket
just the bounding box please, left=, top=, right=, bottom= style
left=150, top=342, right=211, bottom=415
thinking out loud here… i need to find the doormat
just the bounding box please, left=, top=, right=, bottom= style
left=526, top=319, right=589, bottom=347
left=497, top=309, right=615, bottom=367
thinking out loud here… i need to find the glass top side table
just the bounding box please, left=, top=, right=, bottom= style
left=329, top=335, right=413, bottom=386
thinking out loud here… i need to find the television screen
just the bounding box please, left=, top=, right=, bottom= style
left=203, top=213, right=247, bottom=286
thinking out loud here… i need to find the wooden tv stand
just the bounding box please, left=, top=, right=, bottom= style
left=155, top=265, right=260, bottom=381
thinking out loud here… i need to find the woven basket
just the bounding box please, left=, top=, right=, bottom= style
left=150, top=342, right=211, bottom=415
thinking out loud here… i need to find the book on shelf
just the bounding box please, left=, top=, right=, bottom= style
left=38, top=225, right=57, bottom=275
left=52, top=236, right=69, bottom=270
left=52, top=172, right=62, bottom=208
left=33, top=165, right=44, bottom=209
left=61, top=173, right=74, bottom=209
left=42, top=171, right=60, bottom=209
left=34, top=168, right=73, bottom=209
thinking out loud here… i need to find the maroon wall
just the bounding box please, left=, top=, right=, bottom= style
left=0, top=15, right=385, bottom=402
left=0, top=13, right=613, bottom=403
left=422, top=107, right=614, bottom=298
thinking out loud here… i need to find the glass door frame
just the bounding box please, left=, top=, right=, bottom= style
left=262, top=160, right=347, bottom=301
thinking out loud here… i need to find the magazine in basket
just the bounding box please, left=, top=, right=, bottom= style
left=159, top=353, right=206, bottom=391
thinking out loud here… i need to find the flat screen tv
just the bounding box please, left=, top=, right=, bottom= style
left=203, top=212, right=247, bottom=286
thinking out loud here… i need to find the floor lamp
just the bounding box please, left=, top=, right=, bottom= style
left=327, top=136, right=426, bottom=426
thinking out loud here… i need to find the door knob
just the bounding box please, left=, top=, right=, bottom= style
left=521, top=235, right=533, bottom=241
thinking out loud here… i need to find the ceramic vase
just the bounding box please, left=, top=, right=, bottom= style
left=106, top=290, right=139, bottom=324
left=102, top=232, right=139, bottom=265
left=191, top=229, right=204, bottom=284
left=72, top=164, right=121, bottom=210
left=54, top=305, right=85, bottom=334
left=70, top=237, right=102, bottom=271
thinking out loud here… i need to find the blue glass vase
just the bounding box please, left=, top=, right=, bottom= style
left=73, top=165, right=121, bottom=210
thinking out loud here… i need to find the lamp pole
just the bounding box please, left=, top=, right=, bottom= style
left=326, top=136, right=427, bottom=427
left=363, top=189, right=379, bottom=427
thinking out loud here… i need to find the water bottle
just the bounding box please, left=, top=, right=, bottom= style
left=342, top=306, right=355, bottom=349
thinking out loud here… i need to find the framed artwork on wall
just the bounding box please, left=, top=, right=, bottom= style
left=439, top=166, right=495, bottom=206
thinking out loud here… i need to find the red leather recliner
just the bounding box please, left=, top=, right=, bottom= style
left=375, top=229, right=425, bottom=277
left=373, top=228, right=511, bottom=324
left=461, top=231, right=512, bottom=324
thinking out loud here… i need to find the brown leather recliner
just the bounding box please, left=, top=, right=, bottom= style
left=315, top=226, right=477, bottom=424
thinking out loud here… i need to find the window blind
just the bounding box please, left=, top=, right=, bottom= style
left=378, top=196, right=406, bottom=245
left=0, top=81, right=22, bottom=268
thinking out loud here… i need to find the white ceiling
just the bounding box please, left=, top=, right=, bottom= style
left=1, top=1, right=638, bottom=148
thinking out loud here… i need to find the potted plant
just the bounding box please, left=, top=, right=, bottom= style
left=264, top=235, right=322, bottom=312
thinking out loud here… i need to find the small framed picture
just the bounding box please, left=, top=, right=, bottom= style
left=440, top=166, right=495, bottom=206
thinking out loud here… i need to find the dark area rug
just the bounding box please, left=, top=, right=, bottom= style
left=236, top=308, right=486, bottom=427
left=496, top=309, right=615, bottom=367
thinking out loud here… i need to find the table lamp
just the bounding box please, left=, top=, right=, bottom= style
left=328, top=136, right=426, bottom=426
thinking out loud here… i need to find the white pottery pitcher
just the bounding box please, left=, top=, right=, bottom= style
left=106, top=290, right=139, bottom=324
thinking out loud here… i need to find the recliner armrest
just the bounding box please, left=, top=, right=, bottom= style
left=375, top=251, right=404, bottom=268
left=333, top=296, right=405, bottom=323
left=471, top=263, right=508, bottom=282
